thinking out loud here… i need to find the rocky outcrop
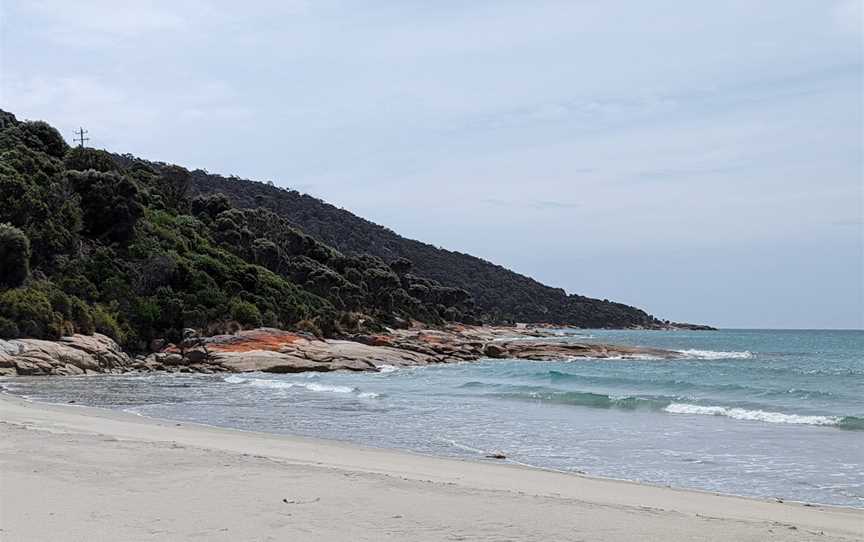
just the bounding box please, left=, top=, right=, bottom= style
left=199, top=326, right=680, bottom=373
left=352, top=327, right=679, bottom=364
left=0, top=334, right=132, bottom=376
left=203, top=329, right=430, bottom=373
left=0, top=326, right=681, bottom=377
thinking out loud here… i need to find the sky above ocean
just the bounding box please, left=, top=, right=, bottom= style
left=2, top=1, right=861, bottom=329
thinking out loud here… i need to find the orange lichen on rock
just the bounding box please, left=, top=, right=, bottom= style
left=363, top=335, right=393, bottom=347
left=206, top=329, right=306, bottom=353
left=418, top=333, right=446, bottom=344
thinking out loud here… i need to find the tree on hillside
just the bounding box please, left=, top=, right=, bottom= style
left=67, top=170, right=143, bottom=242
left=0, top=223, right=30, bottom=288
left=17, top=121, right=68, bottom=159
left=64, top=147, right=118, bottom=173
left=157, top=165, right=192, bottom=211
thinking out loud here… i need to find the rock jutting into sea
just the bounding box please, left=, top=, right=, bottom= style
left=0, top=326, right=680, bottom=377
left=0, top=334, right=131, bottom=376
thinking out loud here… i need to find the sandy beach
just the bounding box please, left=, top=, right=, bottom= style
left=0, top=393, right=861, bottom=542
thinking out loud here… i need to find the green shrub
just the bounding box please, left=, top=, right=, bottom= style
left=69, top=297, right=95, bottom=335
left=58, top=275, right=99, bottom=301
left=0, top=223, right=30, bottom=288
left=295, top=318, right=322, bottom=337
left=92, top=305, right=124, bottom=342
left=67, top=170, right=143, bottom=242
left=0, top=286, right=62, bottom=339
left=252, top=238, right=280, bottom=270
left=155, top=165, right=191, bottom=211
left=230, top=299, right=262, bottom=328
left=0, top=317, right=19, bottom=339
left=19, top=121, right=68, bottom=158
left=262, top=310, right=280, bottom=328
left=64, top=147, right=118, bottom=172
left=47, top=288, right=72, bottom=319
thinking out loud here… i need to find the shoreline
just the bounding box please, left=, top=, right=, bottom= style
left=1, top=393, right=861, bottom=541
left=0, top=325, right=683, bottom=377
left=3, top=389, right=861, bottom=511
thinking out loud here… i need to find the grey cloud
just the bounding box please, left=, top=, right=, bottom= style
left=2, top=0, right=861, bottom=327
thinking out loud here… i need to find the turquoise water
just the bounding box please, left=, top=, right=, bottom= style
left=4, top=329, right=863, bottom=507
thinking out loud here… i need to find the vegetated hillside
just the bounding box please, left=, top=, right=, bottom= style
left=183, top=171, right=667, bottom=328
left=0, top=110, right=475, bottom=350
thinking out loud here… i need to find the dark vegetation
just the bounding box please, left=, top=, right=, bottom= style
left=0, top=110, right=476, bottom=349
left=177, top=169, right=665, bottom=328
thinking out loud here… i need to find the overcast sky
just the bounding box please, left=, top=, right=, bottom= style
left=2, top=1, right=862, bottom=329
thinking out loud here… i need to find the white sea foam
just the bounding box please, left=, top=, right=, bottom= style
left=664, top=403, right=839, bottom=426
left=439, top=438, right=487, bottom=455
left=607, top=354, right=664, bottom=361
left=223, top=375, right=370, bottom=396
left=249, top=379, right=297, bottom=390
left=574, top=354, right=664, bottom=361
left=677, top=349, right=753, bottom=360
left=304, top=382, right=355, bottom=394
left=376, top=364, right=398, bottom=373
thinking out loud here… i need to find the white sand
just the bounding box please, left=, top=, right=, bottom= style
left=0, top=393, right=861, bottom=541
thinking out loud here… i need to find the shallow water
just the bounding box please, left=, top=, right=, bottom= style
left=3, top=329, right=863, bottom=507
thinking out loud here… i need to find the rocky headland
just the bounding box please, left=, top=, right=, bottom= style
left=0, top=326, right=680, bottom=377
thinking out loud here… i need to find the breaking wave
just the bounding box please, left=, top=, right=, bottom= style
left=676, top=349, right=753, bottom=360
left=593, top=354, right=665, bottom=361
left=491, top=388, right=670, bottom=411
left=463, top=381, right=863, bottom=431
left=223, top=375, right=379, bottom=398
left=539, top=370, right=837, bottom=400
left=664, top=403, right=863, bottom=429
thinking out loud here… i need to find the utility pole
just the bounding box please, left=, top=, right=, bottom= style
left=73, top=127, right=89, bottom=147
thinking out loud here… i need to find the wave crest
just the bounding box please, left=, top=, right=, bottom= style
left=677, top=349, right=753, bottom=360
left=664, top=403, right=841, bottom=426
left=222, top=376, right=378, bottom=397
left=483, top=383, right=862, bottom=431
left=495, top=389, right=669, bottom=411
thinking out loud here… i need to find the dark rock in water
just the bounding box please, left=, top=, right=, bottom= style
left=666, top=322, right=717, bottom=331
left=160, top=353, right=185, bottom=366
left=483, top=343, right=507, bottom=358
left=181, top=328, right=205, bottom=349
left=183, top=348, right=209, bottom=364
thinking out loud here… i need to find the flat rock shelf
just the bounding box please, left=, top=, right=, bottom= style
left=0, top=326, right=679, bottom=376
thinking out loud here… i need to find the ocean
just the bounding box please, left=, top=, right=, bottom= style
left=3, top=329, right=862, bottom=507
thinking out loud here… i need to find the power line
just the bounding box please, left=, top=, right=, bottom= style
left=73, top=127, right=89, bottom=147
